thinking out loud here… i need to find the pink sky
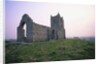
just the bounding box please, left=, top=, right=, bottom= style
left=5, top=1, right=95, bottom=39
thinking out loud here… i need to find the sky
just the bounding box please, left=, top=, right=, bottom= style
left=5, top=1, right=95, bottom=40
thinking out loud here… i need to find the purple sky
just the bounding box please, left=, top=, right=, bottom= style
left=5, top=1, right=95, bottom=40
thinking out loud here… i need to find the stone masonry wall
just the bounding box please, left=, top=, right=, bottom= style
left=32, top=23, right=50, bottom=41
left=17, top=13, right=65, bottom=42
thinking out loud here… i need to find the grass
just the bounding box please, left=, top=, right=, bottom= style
left=5, top=38, right=95, bottom=63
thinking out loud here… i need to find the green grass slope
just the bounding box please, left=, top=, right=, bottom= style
left=5, top=39, right=95, bottom=63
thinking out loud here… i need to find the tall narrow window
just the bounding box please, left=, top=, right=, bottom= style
left=23, top=24, right=27, bottom=37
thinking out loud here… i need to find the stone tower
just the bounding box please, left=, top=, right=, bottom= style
left=51, top=13, right=65, bottom=39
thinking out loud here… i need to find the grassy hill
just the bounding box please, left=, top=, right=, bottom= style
left=5, top=38, right=95, bottom=63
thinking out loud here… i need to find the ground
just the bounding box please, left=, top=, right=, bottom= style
left=5, top=38, right=95, bottom=63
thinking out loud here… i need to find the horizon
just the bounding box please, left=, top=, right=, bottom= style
left=5, top=1, right=95, bottom=40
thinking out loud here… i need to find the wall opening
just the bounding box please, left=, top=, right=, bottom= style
left=23, top=24, right=27, bottom=38
left=52, top=29, right=55, bottom=39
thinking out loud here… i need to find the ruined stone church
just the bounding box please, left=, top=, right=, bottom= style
left=17, top=13, right=65, bottom=42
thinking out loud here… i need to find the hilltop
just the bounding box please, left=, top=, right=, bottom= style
left=5, top=38, right=95, bottom=63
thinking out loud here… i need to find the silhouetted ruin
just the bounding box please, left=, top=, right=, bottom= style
left=17, top=13, right=65, bottom=42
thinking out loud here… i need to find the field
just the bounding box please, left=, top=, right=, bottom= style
left=5, top=38, right=95, bottom=63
